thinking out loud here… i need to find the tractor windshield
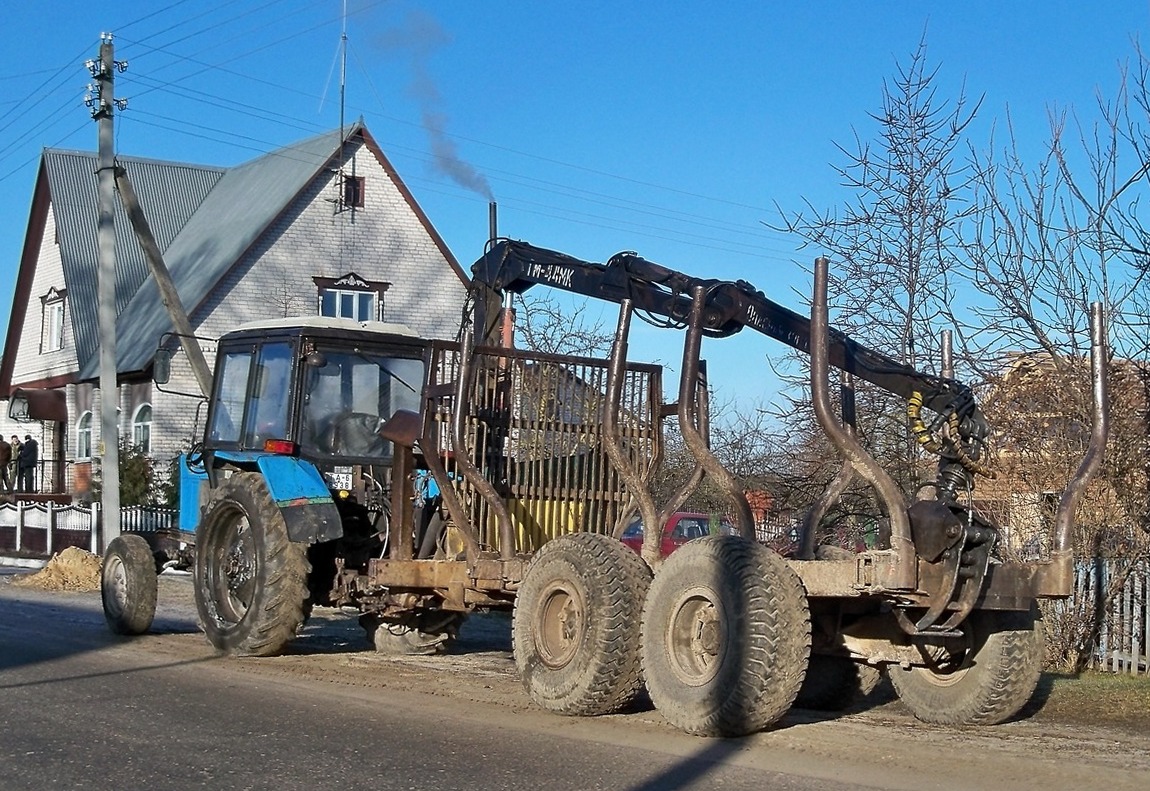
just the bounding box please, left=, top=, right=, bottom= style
left=299, top=347, right=425, bottom=461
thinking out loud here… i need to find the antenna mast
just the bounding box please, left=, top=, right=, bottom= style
left=339, top=0, right=347, bottom=145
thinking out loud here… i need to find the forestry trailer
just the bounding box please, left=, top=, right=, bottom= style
left=101, top=239, right=1109, bottom=737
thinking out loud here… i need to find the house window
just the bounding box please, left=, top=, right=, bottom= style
left=76, top=411, right=93, bottom=460
left=314, top=273, right=390, bottom=323
left=343, top=174, right=365, bottom=208
left=322, top=289, right=377, bottom=321
left=132, top=404, right=152, bottom=453
left=41, top=287, right=66, bottom=352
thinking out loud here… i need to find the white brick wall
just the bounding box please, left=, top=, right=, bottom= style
left=194, top=140, right=468, bottom=341
left=11, top=206, right=75, bottom=385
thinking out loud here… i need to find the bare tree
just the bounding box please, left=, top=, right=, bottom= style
left=771, top=37, right=980, bottom=519
left=775, top=36, right=978, bottom=369
left=513, top=293, right=613, bottom=358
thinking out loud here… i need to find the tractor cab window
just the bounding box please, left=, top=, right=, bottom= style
left=300, top=347, right=424, bottom=461
left=207, top=342, right=294, bottom=448
left=243, top=343, right=294, bottom=447
left=208, top=348, right=254, bottom=444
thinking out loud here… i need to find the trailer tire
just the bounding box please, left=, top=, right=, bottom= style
left=887, top=605, right=1044, bottom=725
left=513, top=532, right=652, bottom=716
left=795, top=656, right=881, bottom=711
left=641, top=535, right=810, bottom=736
left=194, top=472, right=310, bottom=656
left=101, top=534, right=158, bottom=636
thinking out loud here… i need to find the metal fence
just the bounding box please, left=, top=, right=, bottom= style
left=0, top=500, right=177, bottom=558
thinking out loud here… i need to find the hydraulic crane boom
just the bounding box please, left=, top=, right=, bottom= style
left=471, top=239, right=971, bottom=417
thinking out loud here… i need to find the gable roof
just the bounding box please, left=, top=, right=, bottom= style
left=0, top=151, right=223, bottom=394
left=1, top=121, right=467, bottom=392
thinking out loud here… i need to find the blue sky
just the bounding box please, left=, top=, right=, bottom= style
left=3, top=1, right=1147, bottom=405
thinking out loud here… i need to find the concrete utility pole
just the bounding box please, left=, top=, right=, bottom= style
left=87, top=33, right=127, bottom=547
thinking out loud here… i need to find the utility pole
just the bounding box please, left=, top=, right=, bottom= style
left=86, top=33, right=127, bottom=548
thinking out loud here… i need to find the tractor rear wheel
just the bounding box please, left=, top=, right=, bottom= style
left=101, top=534, right=158, bottom=636
left=887, top=605, right=1044, bottom=725
left=641, top=535, right=810, bottom=736
left=194, top=472, right=310, bottom=656
left=513, top=532, right=652, bottom=716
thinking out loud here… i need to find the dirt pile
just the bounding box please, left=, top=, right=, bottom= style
left=12, top=547, right=102, bottom=591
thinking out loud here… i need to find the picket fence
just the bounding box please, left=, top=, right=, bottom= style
left=1046, top=558, right=1149, bottom=675
left=0, top=499, right=176, bottom=559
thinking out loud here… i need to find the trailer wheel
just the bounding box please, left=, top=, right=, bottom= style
left=887, top=605, right=1044, bottom=725
left=513, top=532, right=652, bottom=716
left=641, top=535, right=810, bottom=736
left=795, top=656, right=881, bottom=711
left=194, top=472, right=310, bottom=656
left=101, top=534, right=158, bottom=636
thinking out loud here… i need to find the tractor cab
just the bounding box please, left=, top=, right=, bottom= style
left=203, top=316, right=428, bottom=472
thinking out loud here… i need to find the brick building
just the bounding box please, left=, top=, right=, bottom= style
left=0, top=123, right=469, bottom=498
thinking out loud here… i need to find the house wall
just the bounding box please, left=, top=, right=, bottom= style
left=10, top=205, right=75, bottom=386
left=192, top=139, right=468, bottom=343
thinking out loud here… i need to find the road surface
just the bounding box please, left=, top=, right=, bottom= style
left=1, top=570, right=1147, bottom=791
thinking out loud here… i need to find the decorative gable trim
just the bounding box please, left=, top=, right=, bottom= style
left=312, top=272, right=390, bottom=292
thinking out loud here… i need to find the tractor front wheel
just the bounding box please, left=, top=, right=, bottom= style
left=101, top=534, right=158, bottom=636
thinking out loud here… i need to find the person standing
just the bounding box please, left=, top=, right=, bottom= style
left=0, top=436, right=11, bottom=494
left=16, top=434, right=38, bottom=493
left=9, top=435, right=21, bottom=491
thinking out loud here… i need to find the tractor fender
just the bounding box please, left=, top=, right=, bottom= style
left=254, top=455, right=343, bottom=544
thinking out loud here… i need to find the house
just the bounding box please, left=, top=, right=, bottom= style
left=975, top=351, right=1148, bottom=558
left=0, top=122, right=470, bottom=499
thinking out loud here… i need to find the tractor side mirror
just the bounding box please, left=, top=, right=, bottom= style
left=153, top=348, right=172, bottom=385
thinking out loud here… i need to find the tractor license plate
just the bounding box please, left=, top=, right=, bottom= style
left=326, top=468, right=353, bottom=491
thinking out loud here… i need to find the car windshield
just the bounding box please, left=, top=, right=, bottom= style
left=299, top=348, right=425, bottom=461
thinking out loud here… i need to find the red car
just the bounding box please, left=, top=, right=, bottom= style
left=620, top=512, right=736, bottom=558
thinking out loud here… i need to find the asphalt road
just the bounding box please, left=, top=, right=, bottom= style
left=1, top=569, right=1147, bottom=791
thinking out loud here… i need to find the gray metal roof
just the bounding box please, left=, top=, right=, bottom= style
left=74, top=126, right=352, bottom=379
left=43, top=150, right=224, bottom=375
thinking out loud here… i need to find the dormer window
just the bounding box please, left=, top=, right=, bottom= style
left=314, top=273, right=390, bottom=322
left=41, top=287, right=66, bottom=352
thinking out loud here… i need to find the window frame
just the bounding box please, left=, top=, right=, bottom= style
left=75, top=410, right=93, bottom=460
left=343, top=174, right=365, bottom=208
left=41, top=287, right=66, bottom=352
left=314, top=273, right=390, bottom=323
left=131, top=403, right=152, bottom=453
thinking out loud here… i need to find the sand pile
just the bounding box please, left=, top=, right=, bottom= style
left=12, top=546, right=102, bottom=591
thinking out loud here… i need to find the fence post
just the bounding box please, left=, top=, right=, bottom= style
left=92, top=501, right=102, bottom=554
left=46, top=500, right=55, bottom=557
left=88, top=502, right=98, bottom=554
left=15, top=499, right=23, bottom=555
